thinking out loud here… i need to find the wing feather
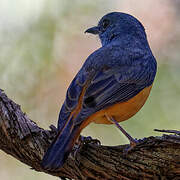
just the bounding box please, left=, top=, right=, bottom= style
left=58, top=49, right=156, bottom=128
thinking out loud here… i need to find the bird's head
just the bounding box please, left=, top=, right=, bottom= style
left=85, top=12, right=147, bottom=46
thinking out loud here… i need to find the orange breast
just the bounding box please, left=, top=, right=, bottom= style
left=86, top=85, right=152, bottom=124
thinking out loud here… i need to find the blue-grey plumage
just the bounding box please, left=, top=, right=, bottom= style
left=41, top=12, right=157, bottom=170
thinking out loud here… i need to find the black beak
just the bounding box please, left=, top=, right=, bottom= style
left=84, top=26, right=100, bottom=35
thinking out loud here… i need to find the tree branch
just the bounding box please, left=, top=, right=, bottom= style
left=0, top=89, right=179, bottom=179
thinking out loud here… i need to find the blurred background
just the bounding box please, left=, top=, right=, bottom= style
left=0, top=0, right=180, bottom=179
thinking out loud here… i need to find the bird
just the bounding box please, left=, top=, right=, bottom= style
left=41, top=12, right=157, bottom=170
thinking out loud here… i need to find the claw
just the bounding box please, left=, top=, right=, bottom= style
left=49, top=124, right=58, bottom=133
left=70, top=143, right=81, bottom=164
left=123, top=139, right=139, bottom=154
left=79, top=135, right=101, bottom=145
left=69, top=135, right=101, bottom=165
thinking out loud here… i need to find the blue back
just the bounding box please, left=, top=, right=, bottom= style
left=42, top=12, right=157, bottom=170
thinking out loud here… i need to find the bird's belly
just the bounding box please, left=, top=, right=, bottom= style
left=87, top=85, right=152, bottom=124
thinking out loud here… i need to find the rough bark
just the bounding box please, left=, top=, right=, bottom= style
left=0, top=89, right=179, bottom=180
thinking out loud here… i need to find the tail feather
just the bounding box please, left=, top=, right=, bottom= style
left=41, top=117, right=80, bottom=170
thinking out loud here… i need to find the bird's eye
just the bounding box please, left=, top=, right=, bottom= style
left=102, top=19, right=110, bottom=30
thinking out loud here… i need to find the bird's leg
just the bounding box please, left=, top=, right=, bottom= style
left=68, top=136, right=83, bottom=165
left=70, top=135, right=101, bottom=165
left=105, top=114, right=138, bottom=150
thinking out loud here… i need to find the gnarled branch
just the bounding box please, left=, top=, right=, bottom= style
left=0, top=89, right=179, bottom=179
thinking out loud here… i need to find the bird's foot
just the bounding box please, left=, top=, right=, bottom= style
left=70, top=136, right=101, bottom=166
left=69, top=144, right=81, bottom=165
left=79, top=135, right=101, bottom=145
left=123, top=138, right=139, bottom=154
left=49, top=124, right=58, bottom=133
